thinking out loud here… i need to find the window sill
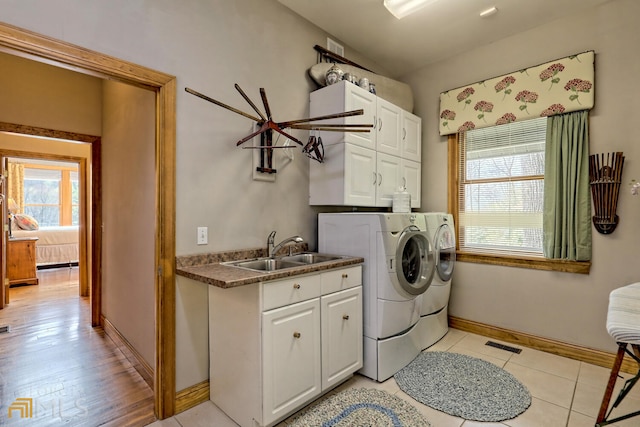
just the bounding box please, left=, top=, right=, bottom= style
left=456, top=252, right=591, bottom=274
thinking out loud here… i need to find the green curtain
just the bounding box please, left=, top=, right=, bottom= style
left=543, top=110, right=592, bottom=260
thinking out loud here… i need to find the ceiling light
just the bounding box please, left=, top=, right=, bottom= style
left=383, top=0, right=438, bottom=19
left=479, top=6, right=498, bottom=18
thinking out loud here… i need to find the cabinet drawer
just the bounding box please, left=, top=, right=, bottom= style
left=262, top=275, right=320, bottom=311
left=321, top=266, right=362, bottom=295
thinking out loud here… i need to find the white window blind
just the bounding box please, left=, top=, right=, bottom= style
left=458, top=117, right=547, bottom=257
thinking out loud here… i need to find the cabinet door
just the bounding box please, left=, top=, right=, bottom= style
left=402, top=158, right=421, bottom=208
left=321, top=287, right=363, bottom=391
left=263, top=298, right=321, bottom=426
left=376, top=98, right=402, bottom=157
left=402, top=111, right=422, bottom=162
left=7, top=239, right=38, bottom=285
left=310, top=81, right=376, bottom=150
left=344, top=83, right=377, bottom=149
left=345, top=144, right=376, bottom=206
left=376, top=152, right=401, bottom=207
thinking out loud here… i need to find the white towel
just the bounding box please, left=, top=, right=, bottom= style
left=607, top=282, right=640, bottom=345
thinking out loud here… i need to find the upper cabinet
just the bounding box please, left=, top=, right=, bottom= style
left=309, top=81, right=422, bottom=208
left=401, top=110, right=421, bottom=162
left=310, top=81, right=377, bottom=150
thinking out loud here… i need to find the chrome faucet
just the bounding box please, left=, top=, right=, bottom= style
left=267, top=231, right=304, bottom=257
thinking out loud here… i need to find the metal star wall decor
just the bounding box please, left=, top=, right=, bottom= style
left=185, top=84, right=372, bottom=172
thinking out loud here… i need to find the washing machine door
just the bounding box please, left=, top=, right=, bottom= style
left=395, top=226, right=435, bottom=295
left=435, top=224, right=456, bottom=282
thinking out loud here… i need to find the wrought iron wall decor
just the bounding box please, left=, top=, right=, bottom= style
left=185, top=85, right=372, bottom=173
left=589, top=152, right=624, bottom=234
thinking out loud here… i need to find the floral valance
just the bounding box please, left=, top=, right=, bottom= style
left=439, top=51, right=595, bottom=136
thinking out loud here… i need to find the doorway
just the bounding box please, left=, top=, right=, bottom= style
left=0, top=22, right=177, bottom=419
left=3, top=151, right=89, bottom=301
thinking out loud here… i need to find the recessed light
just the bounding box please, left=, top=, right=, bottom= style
left=480, top=6, right=498, bottom=18
left=384, top=0, right=439, bottom=19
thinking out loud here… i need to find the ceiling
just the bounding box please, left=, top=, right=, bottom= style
left=278, top=0, right=612, bottom=78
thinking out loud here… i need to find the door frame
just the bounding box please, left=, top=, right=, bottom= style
left=0, top=22, right=177, bottom=418
left=0, top=140, right=92, bottom=302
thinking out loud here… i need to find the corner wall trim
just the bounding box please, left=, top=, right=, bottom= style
left=175, top=380, right=210, bottom=414
left=102, top=315, right=154, bottom=388
left=449, top=316, right=637, bottom=374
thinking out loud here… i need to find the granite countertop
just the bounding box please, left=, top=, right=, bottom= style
left=175, top=245, right=364, bottom=289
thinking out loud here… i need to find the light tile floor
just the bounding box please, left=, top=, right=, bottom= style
left=147, top=329, right=640, bottom=427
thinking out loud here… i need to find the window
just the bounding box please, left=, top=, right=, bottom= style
left=458, top=118, right=546, bottom=257
left=24, top=168, right=61, bottom=226
left=22, top=162, right=79, bottom=227
left=449, top=117, right=590, bottom=273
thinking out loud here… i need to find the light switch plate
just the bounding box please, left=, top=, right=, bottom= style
left=197, top=227, right=208, bottom=245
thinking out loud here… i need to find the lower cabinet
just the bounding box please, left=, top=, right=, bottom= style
left=321, top=287, right=363, bottom=390
left=209, top=265, right=363, bottom=427
left=262, top=298, right=321, bottom=426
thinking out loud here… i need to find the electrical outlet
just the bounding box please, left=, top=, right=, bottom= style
left=197, top=227, right=208, bottom=245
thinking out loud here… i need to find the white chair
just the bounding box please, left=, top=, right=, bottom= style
left=596, top=283, right=640, bottom=426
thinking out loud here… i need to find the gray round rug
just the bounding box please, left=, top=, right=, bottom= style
left=394, top=351, right=531, bottom=422
left=283, top=388, right=431, bottom=426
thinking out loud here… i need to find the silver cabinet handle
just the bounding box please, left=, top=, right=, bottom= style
left=373, top=172, right=377, bottom=185
left=403, top=128, right=407, bottom=140
left=293, top=332, right=301, bottom=338
left=378, top=173, right=382, bottom=186
left=378, top=118, right=382, bottom=131
left=293, top=283, right=300, bottom=289
left=402, top=177, right=406, bottom=188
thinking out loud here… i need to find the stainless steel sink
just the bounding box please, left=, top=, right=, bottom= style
left=222, top=252, right=344, bottom=272
left=281, top=253, right=342, bottom=264
left=224, top=258, right=305, bottom=272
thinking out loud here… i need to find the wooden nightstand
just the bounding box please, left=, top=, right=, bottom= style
left=7, top=237, right=39, bottom=287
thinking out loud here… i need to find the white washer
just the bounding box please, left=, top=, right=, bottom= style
left=417, top=212, right=456, bottom=350
left=318, top=212, right=435, bottom=381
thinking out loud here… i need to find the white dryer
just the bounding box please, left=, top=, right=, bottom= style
left=417, top=212, right=456, bottom=349
left=318, top=212, right=435, bottom=381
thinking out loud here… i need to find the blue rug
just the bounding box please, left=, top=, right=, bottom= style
left=282, top=388, right=431, bottom=426
left=394, top=351, right=531, bottom=422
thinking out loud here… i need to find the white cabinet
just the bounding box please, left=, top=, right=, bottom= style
left=309, top=81, right=421, bottom=208
left=310, top=144, right=402, bottom=207
left=344, top=144, right=377, bottom=207
left=209, top=265, right=363, bottom=427
left=402, top=158, right=421, bottom=208
left=321, top=287, right=362, bottom=390
left=263, top=299, right=321, bottom=425
left=376, top=97, right=402, bottom=157
left=376, top=152, right=402, bottom=206
left=402, top=110, right=422, bottom=162
left=310, top=81, right=376, bottom=150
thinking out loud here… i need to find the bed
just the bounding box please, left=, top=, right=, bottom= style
left=11, top=225, right=79, bottom=266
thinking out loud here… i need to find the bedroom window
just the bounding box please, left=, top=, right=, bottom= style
left=22, top=163, right=79, bottom=227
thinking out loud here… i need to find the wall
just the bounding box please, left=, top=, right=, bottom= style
left=0, top=52, right=102, bottom=135
left=0, top=0, right=391, bottom=391
left=0, top=132, right=91, bottom=159
left=101, top=80, right=156, bottom=367
left=403, top=0, right=640, bottom=353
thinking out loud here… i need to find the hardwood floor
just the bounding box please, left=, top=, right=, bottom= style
left=0, top=267, right=156, bottom=426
